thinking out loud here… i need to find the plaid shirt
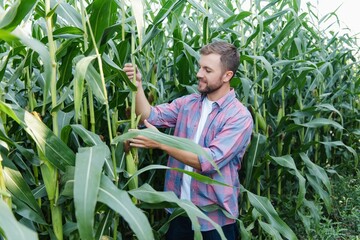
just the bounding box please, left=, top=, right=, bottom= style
left=147, top=89, right=253, bottom=231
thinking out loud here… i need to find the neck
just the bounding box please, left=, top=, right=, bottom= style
left=207, top=85, right=231, bottom=101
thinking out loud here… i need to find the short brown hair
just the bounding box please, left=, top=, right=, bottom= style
left=200, top=41, right=240, bottom=77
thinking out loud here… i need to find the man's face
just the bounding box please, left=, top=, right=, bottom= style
left=196, top=53, right=227, bottom=95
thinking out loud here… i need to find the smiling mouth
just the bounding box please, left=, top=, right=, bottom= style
left=198, top=78, right=206, bottom=83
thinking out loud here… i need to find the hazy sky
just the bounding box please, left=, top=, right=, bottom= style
left=302, top=0, right=359, bottom=36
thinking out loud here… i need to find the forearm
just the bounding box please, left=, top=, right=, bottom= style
left=123, top=63, right=151, bottom=122
left=135, top=85, right=151, bottom=122
left=160, top=144, right=201, bottom=170
left=129, top=123, right=202, bottom=170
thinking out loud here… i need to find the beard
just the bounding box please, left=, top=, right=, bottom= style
left=197, top=77, right=223, bottom=94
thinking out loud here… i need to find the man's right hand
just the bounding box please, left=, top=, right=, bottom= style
left=124, top=63, right=142, bottom=87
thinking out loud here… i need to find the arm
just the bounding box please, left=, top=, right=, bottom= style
left=129, top=120, right=201, bottom=170
left=123, top=63, right=151, bottom=122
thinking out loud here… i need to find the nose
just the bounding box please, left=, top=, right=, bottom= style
left=196, top=68, right=203, bottom=78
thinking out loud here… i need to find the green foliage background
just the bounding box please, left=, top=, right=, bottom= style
left=0, top=0, right=359, bottom=239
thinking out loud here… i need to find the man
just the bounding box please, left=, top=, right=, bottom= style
left=124, top=41, right=253, bottom=240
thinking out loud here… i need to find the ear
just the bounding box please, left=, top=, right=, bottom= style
left=222, top=71, right=234, bottom=83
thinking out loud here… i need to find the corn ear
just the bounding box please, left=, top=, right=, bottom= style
left=126, top=151, right=138, bottom=191
left=256, top=111, right=267, bottom=132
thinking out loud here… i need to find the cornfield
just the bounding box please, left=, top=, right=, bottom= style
left=0, top=0, right=359, bottom=239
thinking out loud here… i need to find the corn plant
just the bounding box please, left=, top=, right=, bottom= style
left=0, top=0, right=359, bottom=239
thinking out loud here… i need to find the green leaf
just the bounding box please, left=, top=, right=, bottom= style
left=0, top=29, right=18, bottom=41
left=53, top=26, right=84, bottom=38
left=220, top=11, right=252, bottom=30
left=74, top=145, right=107, bottom=240
left=70, top=124, right=104, bottom=146
left=73, top=55, right=97, bottom=121
left=181, top=41, right=200, bottom=61
left=112, top=128, right=220, bottom=173
left=208, top=0, right=232, bottom=18
left=305, top=174, right=332, bottom=213
left=264, top=14, right=306, bottom=53
left=298, top=118, right=344, bottom=130
left=0, top=0, right=37, bottom=31
left=0, top=199, right=38, bottom=240
left=89, top=0, right=117, bottom=44
left=131, top=0, right=145, bottom=46
left=67, top=124, right=115, bottom=180
left=97, top=176, right=154, bottom=240
left=241, top=186, right=298, bottom=240
left=141, top=25, right=163, bottom=48
left=40, top=161, right=57, bottom=200
left=242, top=55, right=273, bottom=94
left=102, top=54, right=137, bottom=91
left=10, top=29, right=52, bottom=115
left=0, top=102, right=75, bottom=171
left=299, top=152, right=331, bottom=194
left=86, top=63, right=107, bottom=105
left=152, top=0, right=186, bottom=27
left=243, top=133, right=267, bottom=190
left=270, top=155, right=305, bottom=208
left=54, top=1, right=82, bottom=28
left=123, top=164, right=230, bottom=189
left=129, top=183, right=226, bottom=240
left=4, top=167, right=46, bottom=224
left=258, top=220, right=282, bottom=240
left=322, top=141, right=358, bottom=167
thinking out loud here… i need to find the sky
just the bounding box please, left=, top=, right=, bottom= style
left=301, top=0, right=360, bottom=36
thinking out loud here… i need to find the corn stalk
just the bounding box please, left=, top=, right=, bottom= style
left=44, top=1, right=63, bottom=238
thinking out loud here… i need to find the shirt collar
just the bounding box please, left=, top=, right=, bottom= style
left=201, top=89, right=236, bottom=110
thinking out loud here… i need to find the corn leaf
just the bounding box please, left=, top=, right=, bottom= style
left=220, top=11, right=252, bottom=30
left=55, top=1, right=82, bottom=28
left=270, top=155, right=305, bottom=208
left=241, top=186, right=298, bottom=240
left=74, top=55, right=97, bottom=121
left=305, top=174, right=332, bottom=213
left=0, top=199, right=38, bottom=240
left=86, top=64, right=107, bottom=105
left=70, top=124, right=104, bottom=146
left=102, top=53, right=137, bottom=91
left=264, top=14, right=306, bottom=53
left=242, top=55, right=273, bottom=93
left=89, top=0, right=117, bottom=44
left=112, top=128, right=220, bottom=173
left=74, top=145, right=107, bottom=240
left=131, top=0, right=145, bottom=46
left=259, top=220, right=282, bottom=240
left=298, top=118, right=344, bottom=130
left=98, top=176, right=154, bottom=240
left=320, top=141, right=358, bottom=168
left=0, top=102, right=75, bottom=171
left=67, top=124, right=115, bottom=179
left=123, top=164, right=230, bottom=189
left=152, top=0, right=185, bottom=27
left=299, top=152, right=331, bottom=194
left=4, top=167, right=46, bottom=224
left=129, top=183, right=226, bottom=240
left=0, top=0, right=37, bottom=31
left=243, top=133, right=267, bottom=190
left=9, top=29, right=52, bottom=115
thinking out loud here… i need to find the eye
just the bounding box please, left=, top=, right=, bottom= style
left=205, top=68, right=212, bottom=73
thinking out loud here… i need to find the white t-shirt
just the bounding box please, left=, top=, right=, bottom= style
left=180, top=97, right=214, bottom=200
